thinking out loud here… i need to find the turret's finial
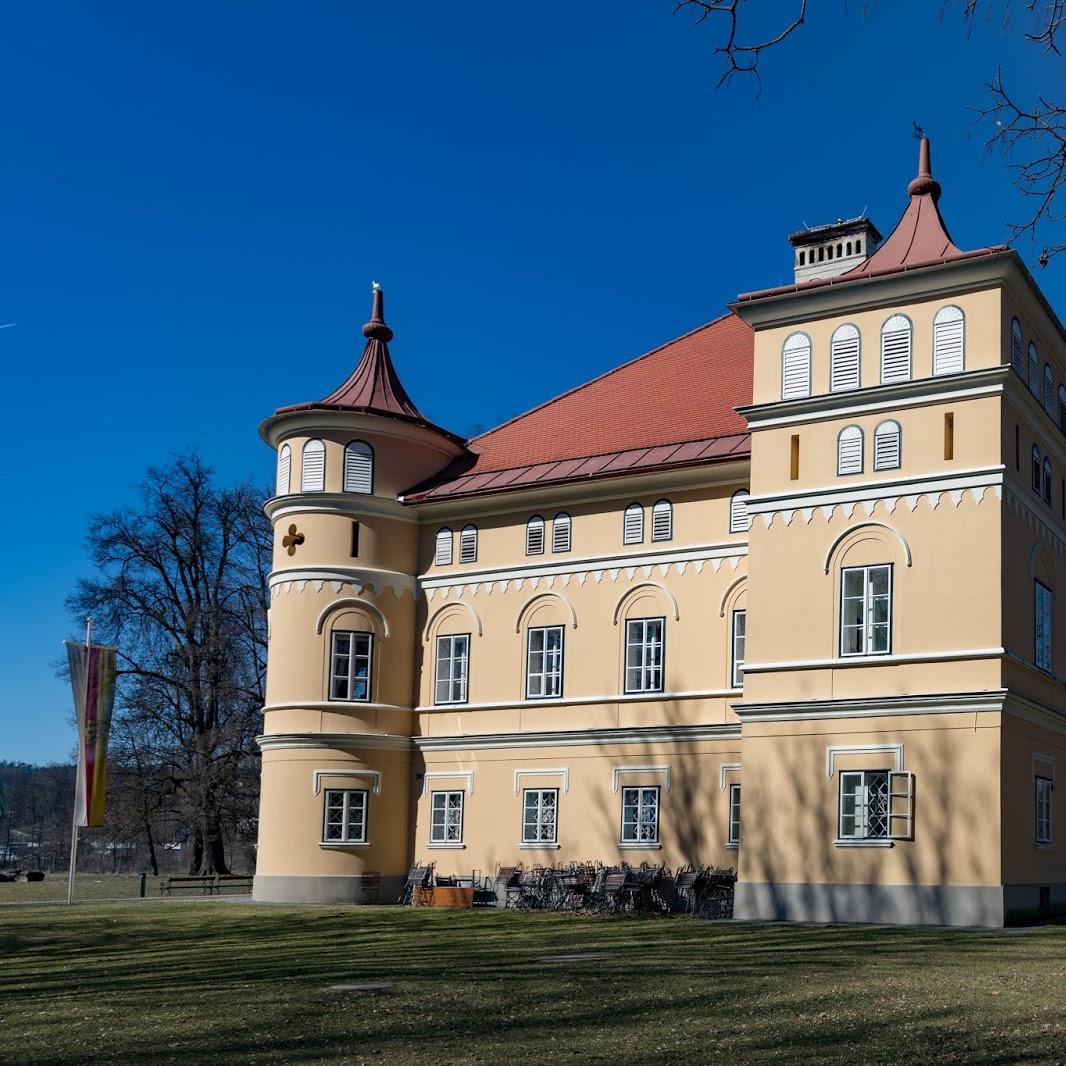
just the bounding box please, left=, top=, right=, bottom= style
left=907, top=134, right=941, bottom=201
left=363, top=281, right=393, bottom=342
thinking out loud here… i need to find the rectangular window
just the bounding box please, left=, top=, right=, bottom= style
left=839, top=770, right=890, bottom=840
left=790, top=434, right=800, bottom=480
left=351, top=521, right=360, bottom=558
left=323, top=789, right=368, bottom=843
left=943, top=412, right=954, bottom=461
left=620, top=785, right=659, bottom=844
left=329, top=631, right=373, bottom=701
left=727, top=783, right=741, bottom=846
left=624, top=617, right=665, bottom=694
left=731, top=610, right=746, bottom=688
left=526, top=626, right=564, bottom=699
left=434, top=634, right=470, bottom=705
left=1036, top=776, right=1053, bottom=845
left=1035, top=580, right=1052, bottom=674
left=522, top=788, right=559, bottom=844
left=840, top=565, right=892, bottom=657
left=430, top=790, right=464, bottom=844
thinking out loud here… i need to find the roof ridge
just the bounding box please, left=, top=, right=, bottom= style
left=468, top=310, right=738, bottom=450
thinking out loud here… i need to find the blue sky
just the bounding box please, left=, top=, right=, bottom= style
left=1, top=2, right=1059, bottom=763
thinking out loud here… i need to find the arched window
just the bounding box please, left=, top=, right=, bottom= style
left=855, top=238, right=862, bottom=254
left=301, top=438, right=325, bottom=492
left=874, top=420, right=902, bottom=471
left=1011, top=318, right=1024, bottom=377
left=932, top=305, right=965, bottom=376
left=1032, top=445, right=1043, bottom=494
left=799, top=250, right=806, bottom=266
left=837, top=425, right=864, bottom=476
left=623, top=503, right=644, bottom=545
left=435, top=528, right=453, bottom=567
left=1044, top=457, right=1053, bottom=506
left=651, top=499, right=673, bottom=542
left=880, top=314, right=912, bottom=384
left=343, top=440, right=374, bottom=494
left=781, top=332, right=812, bottom=399
left=830, top=323, right=861, bottom=392
left=276, top=444, right=291, bottom=496
left=846, top=241, right=853, bottom=255
left=552, top=512, right=572, bottom=553
left=525, top=515, right=545, bottom=556
left=1044, top=365, right=1055, bottom=419
left=729, top=489, right=751, bottom=534
left=1058, top=384, right=1066, bottom=434
left=459, top=524, right=478, bottom=564
left=1029, top=342, right=1041, bottom=396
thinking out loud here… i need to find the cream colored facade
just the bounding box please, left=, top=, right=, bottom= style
left=253, top=149, right=1066, bottom=924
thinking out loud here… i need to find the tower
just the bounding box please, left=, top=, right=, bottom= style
left=253, top=286, right=466, bottom=903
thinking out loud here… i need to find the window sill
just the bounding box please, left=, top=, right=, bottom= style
left=618, top=841, right=663, bottom=850
left=427, top=842, right=466, bottom=850
left=724, top=843, right=739, bottom=851
left=519, top=842, right=561, bottom=850
left=1036, top=842, right=1055, bottom=850
left=319, top=841, right=370, bottom=848
left=833, top=838, right=893, bottom=848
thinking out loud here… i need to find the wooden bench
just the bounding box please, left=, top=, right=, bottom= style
left=159, top=875, right=253, bottom=896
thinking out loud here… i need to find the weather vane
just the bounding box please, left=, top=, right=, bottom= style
left=912, top=121, right=926, bottom=140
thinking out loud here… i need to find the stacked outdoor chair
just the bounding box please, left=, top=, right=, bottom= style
left=400, top=861, right=434, bottom=906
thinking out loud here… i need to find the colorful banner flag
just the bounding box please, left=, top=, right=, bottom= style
left=65, top=641, right=117, bottom=828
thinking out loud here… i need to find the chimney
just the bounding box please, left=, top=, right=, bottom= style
left=788, top=217, right=883, bottom=284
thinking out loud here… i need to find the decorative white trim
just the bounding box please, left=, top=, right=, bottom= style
left=513, top=768, right=570, bottom=795
left=719, top=762, right=742, bottom=791
left=744, top=647, right=1005, bottom=674
left=514, top=592, right=578, bottom=633
left=425, top=842, right=466, bottom=850
left=421, top=600, right=483, bottom=641
left=421, top=770, right=474, bottom=797
left=612, top=765, right=671, bottom=794
left=262, top=700, right=411, bottom=714
left=1033, top=751, right=1056, bottom=783
left=736, top=690, right=1007, bottom=722
left=825, top=743, right=904, bottom=779
left=1004, top=480, right=1066, bottom=562
left=833, top=839, right=894, bottom=849
left=256, top=732, right=412, bottom=752
left=822, top=522, right=913, bottom=572
left=415, top=723, right=740, bottom=752
left=718, top=575, right=748, bottom=617
left=611, top=583, right=680, bottom=624
left=313, top=769, right=382, bottom=796
left=269, top=566, right=416, bottom=597
left=314, top=598, right=391, bottom=637
left=264, top=491, right=419, bottom=525
left=617, top=842, right=663, bottom=850
left=415, top=687, right=739, bottom=714
left=318, top=841, right=372, bottom=849
left=518, top=842, right=561, bottom=850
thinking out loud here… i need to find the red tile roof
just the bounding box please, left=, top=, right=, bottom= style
left=404, top=312, right=753, bottom=502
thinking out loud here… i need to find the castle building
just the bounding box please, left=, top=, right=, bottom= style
left=254, top=140, right=1064, bottom=925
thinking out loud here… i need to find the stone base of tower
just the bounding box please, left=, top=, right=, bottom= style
left=252, top=873, right=404, bottom=905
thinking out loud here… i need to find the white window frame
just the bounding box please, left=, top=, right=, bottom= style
left=526, top=625, right=564, bottom=700
left=525, top=515, right=545, bottom=556
left=620, top=785, right=660, bottom=844
left=435, top=528, right=453, bottom=566
left=837, top=425, right=864, bottom=476
left=276, top=444, right=291, bottom=496
left=830, top=323, right=861, bottom=392
left=434, top=633, right=470, bottom=705
left=873, top=419, right=902, bottom=472
left=552, top=512, right=572, bottom=553
left=329, top=630, right=373, bottom=702
left=781, top=332, right=812, bottom=400
left=651, top=499, right=673, bottom=542
left=838, top=769, right=914, bottom=842
left=1011, top=318, right=1024, bottom=377
left=1044, top=456, right=1053, bottom=506
left=522, top=787, right=559, bottom=845
left=1035, top=776, right=1053, bottom=845
left=1035, top=579, right=1053, bottom=675
left=343, top=440, right=374, bottom=494
left=932, top=305, right=965, bottom=376
left=1033, top=444, right=1043, bottom=495
left=623, top=503, right=644, bottom=545
left=731, top=609, right=746, bottom=688
left=459, top=524, right=478, bottom=564
left=839, top=564, right=893, bottom=658
left=880, top=314, right=912, bottom=385
left=429, top=790, right=464, bottom=844
left=322, top=788, right=368, bottom=844
left=301, top=438, right=326, bottom=492
left=624, top=617, right=665, bottom=694
left=727, top=783, right=741, bottom=846
left=729, top=489, right=751, bottom=534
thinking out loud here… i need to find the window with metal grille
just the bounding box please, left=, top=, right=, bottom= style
left=276, top=444, right=291, bottom=495
left=839, top=770, right=915, bottom=841
left=880, top=314, right=912, bottom=384
left=932, top=305, right=965, bottom=375
left=781, top=332, right=812, bottom=399
left=329, top=630, right=373, bottom=701
left=837, top=425, right=864, bottom=476
left=323, top=789, right=367, bottom=843
left=727, top=783, right=741, bottom=845
left=620, top=785, right=659, bottom=844
left=435, top=528, right=453, bottom=566
left=522, top=788, right=559, bottom=844
left=840, top=565, right=892, bottom=656
left=873, top=420, right=901, bottom=471
left=1033, top=445, right=1043, bottom=494
left=343, top=440, right=373, bottom=494
left=430, top=791, right=464, bottom=844
left=729, top=489, right=751, bottom=533
left=552, top=513, right=571, bottom=553
left=731, top=609, right=746, bottom=688
left=525, top=515, right=545, bottom=556
left=434, top=634, right=469, bottom=705
left=459, top=524, right=478, bottom=563
left=1011, top=318, right=1024, bottom=377
left=1029, top=342, right=1041, bottom=396
left=830, top=323, right=861, bottom=391
left=1035, top=580, right=1052, bottom=674
left=526, top=625, right=564, bottom=699
left=301, top=438, right=326, bottom=491
left=1036, top=776, right=1053, bottom=845
left=651, top=499, right=673, bottom=542
left=623, top=503, right=644, bottom=545
left=624, top=617, right=664, bottom=693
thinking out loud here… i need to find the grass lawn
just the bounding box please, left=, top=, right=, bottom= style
left=2, top=903, right=1064, bottom=1065
left=0, top=872, right=251, bottom=904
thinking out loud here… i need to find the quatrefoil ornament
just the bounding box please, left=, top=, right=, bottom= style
left=282, top=524, right=305, bottom=556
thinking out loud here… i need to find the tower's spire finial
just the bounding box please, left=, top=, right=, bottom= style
left=363, top=281, right=393, bottom=343
left=907, top=135, right=941, bottom=202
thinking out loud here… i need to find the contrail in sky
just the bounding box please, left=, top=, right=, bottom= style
left=0, top=323, right=16, bottom=329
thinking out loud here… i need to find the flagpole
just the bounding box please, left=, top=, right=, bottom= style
left=67, top=615, right=92, bottom=906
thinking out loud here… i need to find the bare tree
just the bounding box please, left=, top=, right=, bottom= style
left=68, top=455, right=270, bottom=875
left=674, top=0, right=1066, bottom=264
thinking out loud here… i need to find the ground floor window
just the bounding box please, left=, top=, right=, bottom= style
left=1036, top=776, right=1053, bottom=845
left=620, top=785, right=659, bottom=844
left=323, top=789, right=367, bottom=843
left=522, top=788, right=558, bottom=844
left=839, top=770, right=915, bottom=842
left=430, top=790, right=464, bottom=844
left=727, top=783, right=741, bottom=846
